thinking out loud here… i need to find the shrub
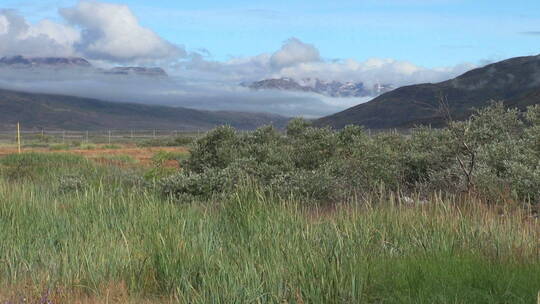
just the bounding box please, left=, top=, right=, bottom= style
left=159, top=167, right=239, bottom=201
left=270, top=168, right=341, bottom=202
left=157, top=104, right=540, bottom=205
left=286, top=117, right=312, bottom=138
left=184, top=126, right=242, bottom=173
left=289, top=126, right=338, bottom=170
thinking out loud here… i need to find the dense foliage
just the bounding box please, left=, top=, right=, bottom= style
left=161, top=102, right=540, bottom=204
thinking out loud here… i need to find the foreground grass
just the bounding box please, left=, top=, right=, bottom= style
left=0, top=153, right=539, bottom=303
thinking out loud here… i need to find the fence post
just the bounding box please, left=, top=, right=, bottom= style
left=62, top=130, right=66, bottom=144
left=86, top=131, right=89, bottom=143
left=153, top=129, right=156, bottom=139
left=108, top=130, right=111, bottom=145
left=17, top=122, right=21, bottom=154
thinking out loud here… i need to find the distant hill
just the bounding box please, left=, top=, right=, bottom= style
left=243, top=77, right=393, bottom=98
left=0, top=55, right=92, bottom=68
left=0, top=89, right=289, bottom=130
left=0, top=55, right=167, bottom=77
left=316, top=55, right=540, bottom=129
left=105, top=67, right=168, bottom=77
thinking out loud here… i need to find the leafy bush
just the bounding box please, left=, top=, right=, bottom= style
left=158, top=103, right=540, bottom=204
left=184, top=126, right=242, bottom=173
left=159, top=167, right=239, bottom=201
left=271, top=168, right=341, bottom=202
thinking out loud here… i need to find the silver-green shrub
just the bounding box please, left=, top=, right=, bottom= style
left=161, top=102, right=540, bottom=204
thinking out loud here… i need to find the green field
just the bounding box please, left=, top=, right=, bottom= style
left=0, top=156, right=539, bottom=303
left=1, top=103, right=540, bottom=303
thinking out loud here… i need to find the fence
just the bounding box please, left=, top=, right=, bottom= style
left=0, top=129, right=203, bottom=146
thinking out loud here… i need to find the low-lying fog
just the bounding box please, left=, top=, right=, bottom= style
left=0, top=67, right=371, bottom=118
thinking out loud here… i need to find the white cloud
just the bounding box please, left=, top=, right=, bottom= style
left=60, top=1, right=184, bottom=62
left=179, top=37, right=475, bottom=88
left=277, top=57, right=476, bottom=86
left=0, top=10, right=78, bottom=57
left=270, top=38, right=321, bottom=68
left=0, top=15, right=9, bottom=35
left=24, top=19, right=80, bottom=52
left=0, top=1, right=184, bottom=63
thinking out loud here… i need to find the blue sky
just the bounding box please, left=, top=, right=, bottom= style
left=4, top=0, right=540, bottom=68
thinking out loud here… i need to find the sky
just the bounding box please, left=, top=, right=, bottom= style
left=3, top=0, right=540, bottom=67
left=0, top=0, right=539, bottom=117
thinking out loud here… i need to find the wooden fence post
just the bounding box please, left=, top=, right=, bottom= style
left=17, top=122, right=21, bottom=154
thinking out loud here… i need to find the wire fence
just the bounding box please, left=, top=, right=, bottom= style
left=0, top=129, right=204, bottom=146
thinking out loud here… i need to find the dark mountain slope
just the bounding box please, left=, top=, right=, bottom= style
left=316, top=55, right=540, bottom=129
left=0, top=89, right=288, bottom=130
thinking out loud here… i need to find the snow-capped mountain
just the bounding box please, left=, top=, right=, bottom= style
left=244, top=77, right=394, bottom=97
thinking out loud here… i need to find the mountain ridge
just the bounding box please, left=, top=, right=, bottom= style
left=244, top=77, right=393, bottom=98
left=0, top=88, right=289, bottom=130
left=0, top=55, right=168, bottom=77
left=315, top=54, right=540, bottom=129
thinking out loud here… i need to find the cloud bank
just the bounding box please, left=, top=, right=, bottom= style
left=180, top=37, right=476, bottom=88
left=0, top=1, right=184, bottom=63
left=0, top=10, right=80, bottom=57
left=0, top=67, right=364, bottom=118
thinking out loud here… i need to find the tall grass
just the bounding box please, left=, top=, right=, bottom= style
left=0, top=153, right=539, bottom=303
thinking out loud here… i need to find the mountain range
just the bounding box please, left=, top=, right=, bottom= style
left=244, top=77, right=394, bottom=98
left=2, top=54, right=540, bottom=131
left=0, top=55, right=92, bottom=68
left=0, top=89, right=288, bottom=130
left=0, top=55, right=167, bottom=77
left=316, top=54, right=540, bottom=129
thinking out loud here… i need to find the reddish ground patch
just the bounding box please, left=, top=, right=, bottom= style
left=0, top=144, right=189, bottom=168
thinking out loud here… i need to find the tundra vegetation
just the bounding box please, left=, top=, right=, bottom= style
left=0, top=102, right=539, bottom=303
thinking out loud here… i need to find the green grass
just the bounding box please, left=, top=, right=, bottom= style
left=102, top=144, right=122, bottom=149
left=48, top=143, right=71, bottom=151
left=79, top=143, right=97, bottom=150
left=0, top=153, right=539, bottom=303
left=98, top=154, right=139, bottom=164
